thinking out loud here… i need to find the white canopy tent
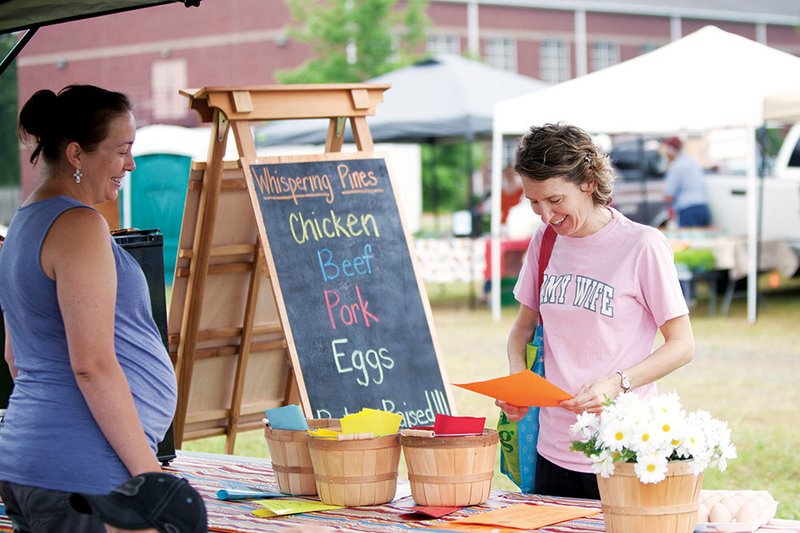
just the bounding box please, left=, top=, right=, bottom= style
left=490, top=25, right=800, bottom=323
left=764, top=85, right=800, bottom=124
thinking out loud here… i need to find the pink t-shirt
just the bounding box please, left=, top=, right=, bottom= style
left=513, top=208, right=689, bottom=473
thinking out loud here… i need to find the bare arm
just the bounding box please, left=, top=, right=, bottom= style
left=506, top=303, right=538, bottom=374
left=43, top=208, right=161, bottom=476
left=4, top=320, right=16, bottom=379
left=560, top=314, right=694, bottom=414
left=496, top=303, right=539, bottom=421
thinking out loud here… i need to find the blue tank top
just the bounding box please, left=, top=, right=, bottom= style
left=0, top=196, right=177, bottom=494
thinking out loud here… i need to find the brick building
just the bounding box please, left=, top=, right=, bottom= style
left=12, top=0, right=800, bottom=194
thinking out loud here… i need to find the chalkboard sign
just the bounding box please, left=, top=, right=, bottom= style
left=242, top=153, right=453, bottom=427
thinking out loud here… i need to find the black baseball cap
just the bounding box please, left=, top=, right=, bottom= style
left=70, top=472, right=208, bottom=533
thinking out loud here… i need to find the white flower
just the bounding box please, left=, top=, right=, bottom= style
left=569, top=391, right=735, bottom=485
left=630, top=420, right=668, bottom=455
left=650, top=391, right=682, bottom=417
left=600, top=417, right=633, bottom=452
left=634, top=452, right=669, bottom=484
left=570, top=411, right=599, bottom=439
left=590, top=449, right=617, bottom=478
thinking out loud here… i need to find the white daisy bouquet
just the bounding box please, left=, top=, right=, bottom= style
left=570, top=392, right=737, bottom=484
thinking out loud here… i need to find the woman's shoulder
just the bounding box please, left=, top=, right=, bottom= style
left=610, top=209, right=670, bottom=247
left=48, top=205, right=111, bottom=251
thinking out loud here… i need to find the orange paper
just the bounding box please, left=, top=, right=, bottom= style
left=448, top=503, right=599, bottom=530
left=453, top=370, right=572, bottom=407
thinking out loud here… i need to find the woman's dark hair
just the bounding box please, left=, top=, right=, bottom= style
left=18, top=85, right=132, bottom=165
left=514, top=122, right=615, bottom=207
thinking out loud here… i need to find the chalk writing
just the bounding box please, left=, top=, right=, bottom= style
left=317, top=243, right=375, bottom=282
left=289, top=209, right=379, bottom=244
left=323, top=285, right=379, bottom=329
left=331, top=337, right=394, bottom=387
left=245, top=156, right=451, bottom=424
left=251, top=164, right=335, bottom=205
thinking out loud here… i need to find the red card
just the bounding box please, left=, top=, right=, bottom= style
left=398, top=505, right=462, bottom=520
left=433, top=414, right=485, bottom=436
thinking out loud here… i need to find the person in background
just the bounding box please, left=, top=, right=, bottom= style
left=0, top=85, right=177, bottom=532
left=662, top=136, right=711, bottom=227
left=496, top=123, right=694, bottom=499
left=500, top=164, right=525, bottom=225
left=70, top=472, right=207, bottom=533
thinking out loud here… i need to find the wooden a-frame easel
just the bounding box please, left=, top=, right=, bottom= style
left=168, top=85, right=389, bottom=452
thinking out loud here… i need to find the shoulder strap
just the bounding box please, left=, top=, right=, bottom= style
left=537, top=225, right=557, bottom=324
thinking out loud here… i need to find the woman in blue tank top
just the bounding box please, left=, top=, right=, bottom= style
left=0, top=85, right=179, bottom=532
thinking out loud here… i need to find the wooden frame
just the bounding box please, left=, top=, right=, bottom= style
left=240, top=152, right=455, bottom=424
left=168, top=85, right=389, bottom=451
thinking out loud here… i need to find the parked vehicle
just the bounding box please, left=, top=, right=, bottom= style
left=608, top=138, right=669, bottom=227
left=607, top=124, right=800, bottom=262
left=706, top=122, right=800, bottom=256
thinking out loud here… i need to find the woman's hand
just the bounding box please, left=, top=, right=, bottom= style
left=559, top=374, right=620, bottom=414
left=495, top=399, right=530, bottom=422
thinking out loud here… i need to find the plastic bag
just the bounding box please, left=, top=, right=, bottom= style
left=497, top=324, right=544, bottom=493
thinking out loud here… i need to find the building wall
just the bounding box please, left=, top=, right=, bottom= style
left=13, top=0, right=800, bottom=195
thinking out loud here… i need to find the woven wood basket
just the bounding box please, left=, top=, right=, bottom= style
left=401, top=428, right=499, bottom=506
left=307, top=433, right=401, bottom=506
left=597, top=460, right=703, bottom=533
left=264, top=418, right=340, bottom=495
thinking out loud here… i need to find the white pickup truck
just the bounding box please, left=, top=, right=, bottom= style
left=609, top=126, right=800, bottom=261
left=706, top=123, right=800, bottom=257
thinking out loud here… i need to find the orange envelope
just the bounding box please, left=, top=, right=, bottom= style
left=448, top=503, right=599, bottom=530
left=453, top=370, right=572, bottom=407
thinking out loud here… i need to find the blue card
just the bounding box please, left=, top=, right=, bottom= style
left=264, top=404, right=308, bottom=431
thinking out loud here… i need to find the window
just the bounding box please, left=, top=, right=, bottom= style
left=539, top=39, right=570, bottom=83
left=640, top=43, right=659, bottom=55
left=485, top=36, right=517, bottom=72
left=591, top=41, right=620, bottom=71
left=151, top=59, right=188, bottom=120
left=427, top=34, right=460, bottom=55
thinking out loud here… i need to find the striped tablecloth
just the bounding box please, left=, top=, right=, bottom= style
left=2, top=451, right=799, bottom=532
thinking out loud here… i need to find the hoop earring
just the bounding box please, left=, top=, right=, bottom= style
left=74, top=168, right=82, bottom=184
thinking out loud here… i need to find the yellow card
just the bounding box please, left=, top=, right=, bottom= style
left=251, top=499, right=343, bottom=518
left=340, top=408, right=402, bottom=436
left=307, top=427, right=340, bottom=439
left=449, top=503, right=599, bottom=530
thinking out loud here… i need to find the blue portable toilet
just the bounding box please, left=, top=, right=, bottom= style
left=122, top=125, right=212, bottom=286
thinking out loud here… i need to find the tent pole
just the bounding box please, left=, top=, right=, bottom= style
left=745, top=125, right=759, bottom=323
left=1, top=27, right=38, bottom=76
left=430, top=142, right=439, bottom=233
left=466, top=132, right=476, bottom=309
left=636, top=135, right=650, bottom=224
left=490, top=129, right=504, bottom=321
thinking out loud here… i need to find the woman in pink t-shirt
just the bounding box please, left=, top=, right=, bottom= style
left=496, top=123, right=694, bottom=500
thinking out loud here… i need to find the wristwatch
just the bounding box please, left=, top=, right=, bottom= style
left=617, top=371, right=632, bottom=392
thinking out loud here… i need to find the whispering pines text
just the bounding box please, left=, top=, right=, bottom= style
left=251, top=162, right=379, bottom=205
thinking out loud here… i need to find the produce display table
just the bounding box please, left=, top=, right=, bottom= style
left=3, top=451, right=797, bottom=532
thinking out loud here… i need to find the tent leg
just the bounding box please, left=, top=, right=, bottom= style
left=1, top=27, right=38, bottom=76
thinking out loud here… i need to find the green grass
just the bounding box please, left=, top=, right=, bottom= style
left=181, top=276, right=800, bottom=519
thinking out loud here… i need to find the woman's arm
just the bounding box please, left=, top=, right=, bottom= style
left=560, top=314, right=694, bottom=414
left=506, top=303, right=538, bottom=374
left=4, top=320, right=16, bottom=379
left=42, top=208, right=161, bottom=476
left=496, top=303, right=539, bottom=421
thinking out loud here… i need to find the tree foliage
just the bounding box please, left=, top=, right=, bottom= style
left=421, top=142, right=486, bottom=213
left=277, top=0, right=430, bottom=83
left=0, top=34, right=21, bottom=186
